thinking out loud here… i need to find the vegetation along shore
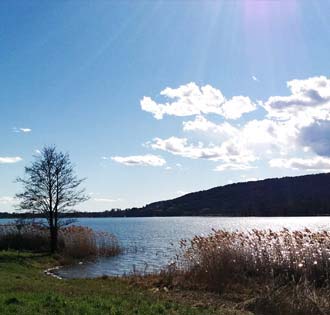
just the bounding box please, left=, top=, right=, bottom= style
left=0, top=251, right=248, bottom=315
left=2, top=225, right=330, bottom=314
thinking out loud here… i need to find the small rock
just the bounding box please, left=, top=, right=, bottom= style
left=150, top=288, right=160, bottom=293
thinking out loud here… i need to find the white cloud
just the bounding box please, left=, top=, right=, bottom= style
left=154, top=79, right=325, bottom=167
left=263, top=76, right=330, bottom=121
left=0, top=196, right=15, bottom=204
left=20, top=128, right=31, bottom=133
left=0, top=156, right=22, bottom=164
left=214, top=163, right=256, bottom=172
left=118, top=76, right=330, bottom=174
left=252, top=76, right=259, bottom=82
left=111, top=154, right=166, bottom=167
left=181, top=116, right=298, bottom=162
left=239, top=119, right=298, bottom=154
left=141, top=82, right=256, bottom=120
left=220, top=96, right=256, bottom=119
left=185, top=115, right=296, bottom=150
left=180, top=77, right=330, bottom=147
left=183, top=115, right=239, bottom=138
left=149, top=136, right=256, bottom=164
left=269, top=157, right=330, bottom=172
left=94, top=198, right=121, bottom=203
left=13, top=127, right=32, bottom=133
left=176, top=190, right=187, bottom=196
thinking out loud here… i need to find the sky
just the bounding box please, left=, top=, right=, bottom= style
left=1, top=0, right=330, bottom=212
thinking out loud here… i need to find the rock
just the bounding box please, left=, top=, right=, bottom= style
left=150, top=288, right=160, bottom=293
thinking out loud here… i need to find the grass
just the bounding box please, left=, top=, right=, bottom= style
left=0, top=251, right=247, bottom=315
left=4, top=228, right=330, bottom=314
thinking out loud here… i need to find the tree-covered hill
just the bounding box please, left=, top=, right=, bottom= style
left=2, top=173, right=330, bottom=218
left=114, top=173, right=330, bottom=217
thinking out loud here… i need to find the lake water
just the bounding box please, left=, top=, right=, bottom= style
left=2, top=216, right=330, bottom=278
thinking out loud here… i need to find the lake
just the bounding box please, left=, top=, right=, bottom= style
left=2, top=216, right=330, bottom=278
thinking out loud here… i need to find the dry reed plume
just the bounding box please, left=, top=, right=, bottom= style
left=0, top=223, right=121, bottom=260
left=168, top=228, right=330, bottom=292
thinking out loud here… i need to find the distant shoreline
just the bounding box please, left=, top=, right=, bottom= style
left=2, top=211, right=330, bottom=220
left=3, top=173, right=330, bottom=219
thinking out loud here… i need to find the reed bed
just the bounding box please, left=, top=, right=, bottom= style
left=59, top=225, right=121, bottom=259
left=169, top=228, right=330, bottom=292
left=0, top=223, right=49, bottom=252
left=0, top=223, right=121, bottom=260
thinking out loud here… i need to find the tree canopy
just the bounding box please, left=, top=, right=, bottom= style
left=16, top=146, right=89, bottom=251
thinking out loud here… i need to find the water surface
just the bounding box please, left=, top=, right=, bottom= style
left=2, top=216, right=330, bottom=278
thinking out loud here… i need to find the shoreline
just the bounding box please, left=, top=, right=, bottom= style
left=44, top=266, right=63, bottom=280
left=0, top=251, right=243, bottom=315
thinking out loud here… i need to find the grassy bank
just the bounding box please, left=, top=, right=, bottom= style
left=0, top=251, right=247, bottom=315
left=4, top=228, right=330, bottom=315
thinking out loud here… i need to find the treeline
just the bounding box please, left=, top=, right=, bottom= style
left=0, top=210, right=122, bottom=219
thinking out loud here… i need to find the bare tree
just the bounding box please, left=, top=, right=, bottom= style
left=16, top=146, right=89, bottom=252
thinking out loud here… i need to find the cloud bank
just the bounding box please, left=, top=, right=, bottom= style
left=115, top=76, right=330, bottom=173
left=269, top=157, right=330, bottom=172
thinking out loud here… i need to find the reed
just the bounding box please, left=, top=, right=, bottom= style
left=59, top=225, right=122, bottom=259
left=0, top=223, right=49, bottom=252
left=169, top=228, right=330, bottom=292
left=0, top=223, right=121, bottom=260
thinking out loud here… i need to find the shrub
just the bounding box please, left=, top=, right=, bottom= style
left=0, top=223, right=121, bottom=260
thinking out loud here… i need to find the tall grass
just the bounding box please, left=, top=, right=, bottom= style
left=168, top=228, right=330, bottom=292
left=0, top=223, right=49, bottom=252
left=0, top=223, right=121, bottom=260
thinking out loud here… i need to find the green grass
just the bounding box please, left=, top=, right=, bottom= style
left=0, top=251, right=246, bottom=315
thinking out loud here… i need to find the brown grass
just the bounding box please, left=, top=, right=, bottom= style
left=169, top=228, right=330, bottom=290
left=0, top=223, right=121, bottom=260
left=156, top=228, right=330, bottom=314
left=59, top=225, right=121, bottom=259
left=0, top=223, right=49, bottom=252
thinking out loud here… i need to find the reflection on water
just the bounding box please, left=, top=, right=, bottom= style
left=3, top=216, right=330, bottom=278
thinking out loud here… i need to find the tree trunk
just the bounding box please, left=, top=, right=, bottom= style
left=50, top=227, right=58, bottom=253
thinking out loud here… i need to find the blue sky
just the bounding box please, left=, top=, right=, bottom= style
left=1, top=1, right=330, bottom=212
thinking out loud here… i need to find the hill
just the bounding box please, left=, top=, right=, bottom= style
left=2, top=173, right=330, bottom=218
left=112, top=173, right=330, bottom=217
